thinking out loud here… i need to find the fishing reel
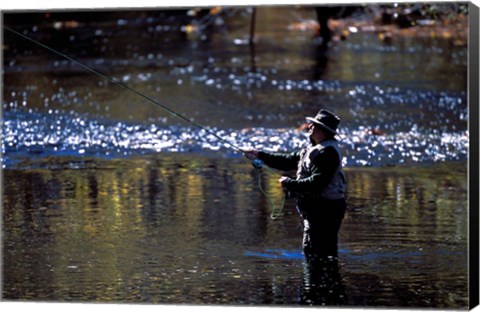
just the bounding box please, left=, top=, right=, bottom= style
left=252, top=158, right=264, bottom=169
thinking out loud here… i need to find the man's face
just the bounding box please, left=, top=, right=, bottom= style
left=308, top=122, right=325, bottom=143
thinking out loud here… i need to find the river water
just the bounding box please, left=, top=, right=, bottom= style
left=1, top=6, right=470, bottom=308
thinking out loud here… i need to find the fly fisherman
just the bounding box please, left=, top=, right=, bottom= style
left=244, top=109, right=347, bottom=263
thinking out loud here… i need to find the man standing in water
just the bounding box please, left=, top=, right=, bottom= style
left=244, top=109, right=347, bottom=262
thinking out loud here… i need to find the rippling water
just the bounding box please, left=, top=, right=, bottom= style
left=2, top=107, right=468, bottom=169
left=2, top=155, right=468, bottom=307
left=2, top=7, right=468, bottom=168
left=1, top=6, right=470, bottom=308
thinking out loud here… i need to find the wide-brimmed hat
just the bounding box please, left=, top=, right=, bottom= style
left=305, top=109, right=340, bottom=135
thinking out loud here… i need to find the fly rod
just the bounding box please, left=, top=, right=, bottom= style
left=4, top=25, right=286, bottom=218
left=3, top=25, right=245, bottom=155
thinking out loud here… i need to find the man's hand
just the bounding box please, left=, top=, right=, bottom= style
left=279, top=176, right=290, bottom=191
left=279, top=176, right=293, bottom=198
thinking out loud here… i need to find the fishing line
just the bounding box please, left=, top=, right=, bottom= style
left=3, top=25, right=244, bottom=154
left=4, top=25, right=287, bottom=218
left=249, top=154, right=286, bottom=219
left=257, top=171, right=286, bottom=220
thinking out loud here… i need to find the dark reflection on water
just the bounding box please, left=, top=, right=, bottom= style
left=2, top=155, right=468, bottom=307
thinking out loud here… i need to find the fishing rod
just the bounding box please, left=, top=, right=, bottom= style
left=3, top=25, right=245, bottom=154
left=4, top=25, right=286, bottom=218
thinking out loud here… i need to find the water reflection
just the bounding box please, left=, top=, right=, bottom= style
left=300, top=256, right=346, bottom=306
left=2, top=155, right=468, bottom=307
left=311, top=43, right=330, bottom=80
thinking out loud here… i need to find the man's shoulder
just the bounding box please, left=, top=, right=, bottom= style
left=308, top=142, right=340, bottom=163
left=310, top=144, right=337, bottom=155
left=310, top=140, right=339, bottom=152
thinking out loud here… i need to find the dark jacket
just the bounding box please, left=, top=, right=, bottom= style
left=258, top=139, right=346, bottom=206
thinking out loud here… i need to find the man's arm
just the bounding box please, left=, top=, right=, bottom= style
left=257, top=150, right=301, bottom=172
